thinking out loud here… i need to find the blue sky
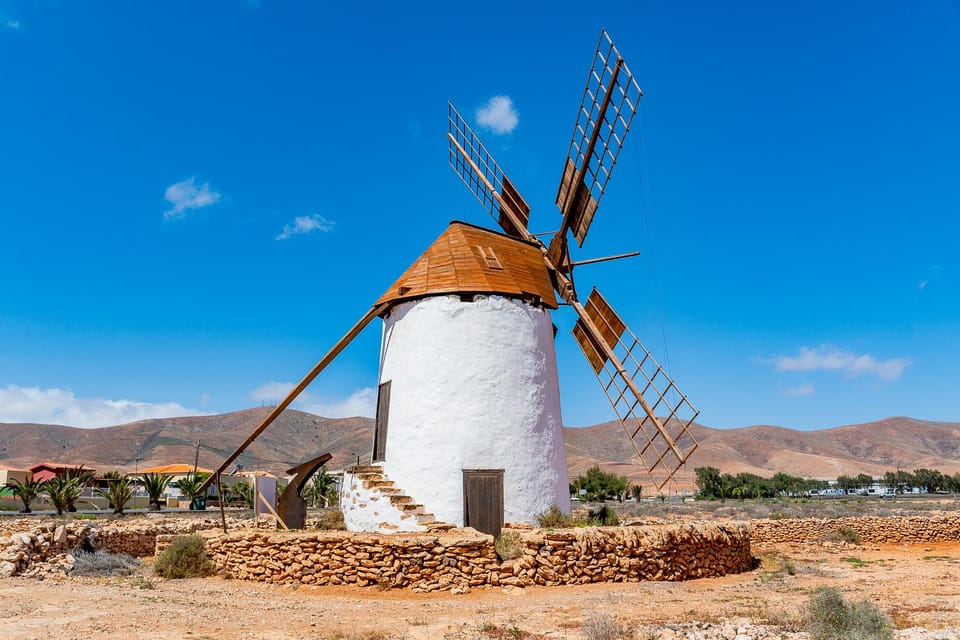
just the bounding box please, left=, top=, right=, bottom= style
left=1, top=1, right=958, bottom=431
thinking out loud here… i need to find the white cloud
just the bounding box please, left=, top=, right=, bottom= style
left=302, top=387, right=377, bottom=419
left=782, top=383, right=815, bottom=398
left=3, top=19, right=21, bottom=30
left=0, top=385, right=199, bottom=429
left=250, top=383, right=376, bottom=418
left=251, top=381, right=295, bottom=403
left=163, top=177, right=221, bottom=221
left=476, top=95, right=519, bottom=135
left=771, top=345, right=911, bottom=382
left=276, top=214, right=334, bottom=240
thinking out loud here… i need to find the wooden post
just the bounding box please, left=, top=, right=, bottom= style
left=215, top=474, right=228, bottom=534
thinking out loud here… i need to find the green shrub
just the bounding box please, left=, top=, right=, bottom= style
left=823, top=526, right=862, bottom=545
left=536, top=505, right=572, bottom=528
left=154, top=534, right=216, bottom=579
left=494, top=530, right=523, bottom=561
left=804, top=587, right=894, bottom=640
left=588, top=504, right=619, bottom=526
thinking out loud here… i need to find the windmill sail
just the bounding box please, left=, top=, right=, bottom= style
left=447, top=102, right=531, bottom=239
left=555, top=29, right=643, bottom=248
left=572, top=288, right=698, bottom=490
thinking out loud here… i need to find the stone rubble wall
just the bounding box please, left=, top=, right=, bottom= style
left=750, top=514, right=960, bottom=545
left=94, top=517, right=237, bottom=557
left=0, top=521, right=93, bottom=578
left=202, top=522, right=753, bottom=592
left=0, top=516, right=232, bottom=578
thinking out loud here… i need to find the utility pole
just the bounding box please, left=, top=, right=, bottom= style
left=193, top=441, right=200, bottom=476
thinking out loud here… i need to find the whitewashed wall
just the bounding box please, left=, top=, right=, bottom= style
left=370, top=294, right=570, bottom=529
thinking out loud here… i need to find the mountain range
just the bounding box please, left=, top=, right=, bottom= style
left=2, top=409, right=959, bottom=491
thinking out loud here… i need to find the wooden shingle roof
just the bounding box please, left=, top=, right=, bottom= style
left=376, top=221, right=558, bottom=310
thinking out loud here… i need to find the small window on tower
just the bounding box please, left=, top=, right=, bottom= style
left=477, top=245, right=503, bottom=270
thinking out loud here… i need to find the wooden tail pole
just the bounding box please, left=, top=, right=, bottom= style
left=197, top=304, right=386, bottom=495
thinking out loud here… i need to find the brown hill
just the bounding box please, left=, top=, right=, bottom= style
left=2, top=411, right=959, bottom=492
left=564, top=417, right=960, bottom=491
left=0, top=408, right=372, bottom=477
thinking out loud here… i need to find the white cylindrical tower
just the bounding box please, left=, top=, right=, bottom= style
left=376, top=294, right=569, bottom=527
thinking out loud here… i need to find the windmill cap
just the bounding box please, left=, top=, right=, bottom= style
left=375, top=221, right=558, bottom=311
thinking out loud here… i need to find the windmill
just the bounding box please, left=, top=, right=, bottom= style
left=200, top=29, right=698, bottom=535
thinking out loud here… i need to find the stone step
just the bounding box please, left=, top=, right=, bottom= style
left=363, top=480, right=396, bottom=490
left=352, top=472, right=386, bottom=480
left=401, top=503, right=426, bottom=514
left=349, top=465, right=383, bottom=474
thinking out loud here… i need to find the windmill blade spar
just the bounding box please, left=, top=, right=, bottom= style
left=555, top=30, right=643, bottom=249
left=571, top=288, right=698, bottom=490
left=447, top=102, right=532, bottom=240
left=197, top=303, right=387, bottom=494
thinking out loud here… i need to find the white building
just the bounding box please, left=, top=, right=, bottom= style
left=341, top=222, right=570, bottom=535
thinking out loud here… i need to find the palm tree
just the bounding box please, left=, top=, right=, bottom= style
left=64, top=466, right=94, bottom=512
left=9, top=478, right=45, bottom=513
left=302, top=467, right=338, bottom=507
left=43, top=476, right=83, bottom=516
left=233, top=480, right=254, bottom=508
left=175, top=472, right=210, bottom=510
left=94, top=473, right=134, bottom=515
left=141, top=472, right=172, bottom=511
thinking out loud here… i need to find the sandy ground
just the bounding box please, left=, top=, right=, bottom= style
left=1, top=540, right=958, bottom=639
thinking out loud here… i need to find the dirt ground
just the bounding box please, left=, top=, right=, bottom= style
left=1, top=539, right=958, bottom=639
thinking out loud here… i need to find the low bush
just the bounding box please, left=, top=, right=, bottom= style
left=71, top=550, right=142, bottom=577
left=536, top=505, right=572, bottom=528
left=822, top=526, right=862, bottom=545
left=588, top=505, right=619, bottom=526
left=494, top=530, right=523, bottom=561
left=582, top=613, right=630, bottom=640
left=154, top=534, right=216, bottom=579
left=317, top=508, right=346, bottom=530
left=804, top=586, right=894, bottom=640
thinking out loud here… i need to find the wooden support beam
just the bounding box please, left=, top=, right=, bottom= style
left=197, top=303, right=386, bottom=495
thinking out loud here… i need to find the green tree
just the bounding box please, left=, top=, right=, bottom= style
left=233, top=480, right=254, bottom=508
left=694, top=466, right=722, bottom=499
left=630, top=484, right=643, bottom=501
left=9, top=478, right=45, bottom=513
left=836, top=475, right=856, bottom=492
left=94, top=473, right=134, bottom=515
left=570, top=465, right=629, bottom=502
left=913, top=468, right=944, bottom=493
left=141, top=472, right=173, bottom=511
left=175, top=472, right=210, bottom=508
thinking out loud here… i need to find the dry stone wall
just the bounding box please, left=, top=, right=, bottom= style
left=751, top=514, right=960, bottom=545
left=203, top=522, right=753, bottom=592
left=0, top=516, right=231, bottom=578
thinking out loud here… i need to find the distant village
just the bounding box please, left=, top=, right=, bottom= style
left=0, top=461, right=340, bottom=514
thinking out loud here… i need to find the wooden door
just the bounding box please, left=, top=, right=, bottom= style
left=372, top=381, right=391, bottom=462
left=463, top=469, right=504, bottom=536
